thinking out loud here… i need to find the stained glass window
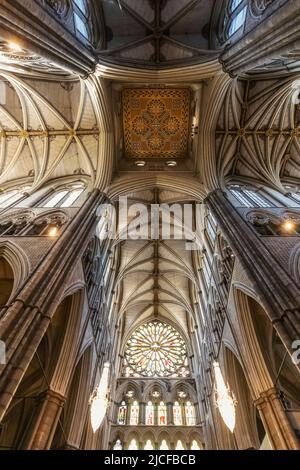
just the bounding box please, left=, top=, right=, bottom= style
left=176, top=440, right=185, bottom=450
left=42, top=187, right=84, bottom=208
left=113, top=439, right=122, bottom=450
left=117, top=401, right=127, bottom=425
left=73, top=0, right=90, bottom=39
left=160, top=440, right=169, bottom=450
left=229, top=6, right=247, bottom=34
left=144, top=439, right=154, bottom=450
left=173, top=401, right=183, bottom=425
left=128, top=438, right=138, bottom=450
left=158, top=402, right=167, bottom=426
left=191, top=440, right=201, bottom=450
left=130, top=401, right=139, bottom=425
left=146, top=401, right=154, bottom=426
left=124, top=321, right=188, bottom=377
left=229, top=185, right=272, bottom=208
left=185, top=401, right=196, bottom=426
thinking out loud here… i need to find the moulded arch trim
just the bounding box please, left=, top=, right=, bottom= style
left=222, top=343, right=256, bottom=401
left=142, top=380, right=169, bottom=402
left=232, top=286, right=275, bottom=397
left=221, top=338, right=242, bottom=367
left=115, top=380, right=143, bottom=402
left=63, top=280, right=86, bottom=299
left=289, top=242, right=300, bottom=285
left=0, top=240, right=31, bottom=298
left=173, top=431, right=188, bottom=447
left=49, top=289, right=85, bottom=394
left=126, top=431, right=140, bottom=444
left=33, top=209, right=70, bottom=224
left=232, top=281, right=261, bottom=304
left=157, top=430, right=172, bottom=441
left=141, top=430, right=156, bottom=441
left=107, top=174, right=207, bottom=202
left=170, top=381, right=198, bottom=402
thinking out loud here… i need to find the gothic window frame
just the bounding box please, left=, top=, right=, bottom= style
left=201, top=250, right=211, bottom=290
left=173, top=401, right=183, bottom=426
left=129, top=401, right=139, bottom=426
left=113, top=438, right=123, bottom=450
left=224, top=0, right=248, bottom=39
left=284, top=186, right=300, bottom=205
left=158, top=401, right=167, bottom=427
left=39, top=183, right=85, bottom=208
left=128, top=437, right=139, bottom=450
left=72, top=0, right=91, bottom=41
left=229, top=185, right=273, bottom=208
left=0, top=186, right=31, bottom=209
left=145, top=401, right=155, bottom=426
left=205, top=209, right=218, bottom=245
left=185, top=401, right=196, bottom=426
left=117, top=400, right=127, bottom=425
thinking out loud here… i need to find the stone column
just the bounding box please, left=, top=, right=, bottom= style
left=0, top=190, right=106, bottom=421
left=206, top=189, right=300, bottom=367
left=27, top=390, right=66, bottom=450
left=255, top=388, right=300, bottom=450
left=167, top=402, right=174, bottom=425
left=139, top=402, right=146, bottom=425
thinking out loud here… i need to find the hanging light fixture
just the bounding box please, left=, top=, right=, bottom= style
left=213, top=361, right=237, bottom=433
left=90, top=362, right=110, bottom=433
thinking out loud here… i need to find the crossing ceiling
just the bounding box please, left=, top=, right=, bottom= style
left=99, top=0, right=219, bottom=67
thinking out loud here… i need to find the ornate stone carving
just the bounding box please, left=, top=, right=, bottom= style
left=250, top=0, right=273, bottom=17
left=35, top=211, right=68, bottom=226
left=0, top=211, right=35, bottom=226
left=44, top=0, right=70, bottom=17
left=247, top=212, right=271, bottom=225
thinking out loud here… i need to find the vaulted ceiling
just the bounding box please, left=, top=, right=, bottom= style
left=99, top=0, right=220, bottom=67
left=111, top=189, right=202, bottom=340
left=216, top=76, right=300, bottom=189
left=0, top=73, right=100, bottom=190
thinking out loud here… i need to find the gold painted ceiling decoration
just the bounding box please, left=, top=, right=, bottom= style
left=122, top=88, right=190, bottom=159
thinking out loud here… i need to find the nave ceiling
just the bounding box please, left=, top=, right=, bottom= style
left=110, top=188, right=202, bottom=347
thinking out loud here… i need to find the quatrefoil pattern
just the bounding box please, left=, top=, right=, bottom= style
left=122, top=88, right=190, bottom=159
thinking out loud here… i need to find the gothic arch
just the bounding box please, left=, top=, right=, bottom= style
left=49, top=290, right=85, bottom=395
left=223, top=345, right=261, bottom=449
left=115, top=381, right=143, bottom=403
left=142, top=381, right=169, bottom=402
left=288, top=242, right=300, bottom=284
left=0, top=241, right=30, bottom=297
left=51, top=346, right=93, bottom=450
left=233, top=286, right=275, bottom=397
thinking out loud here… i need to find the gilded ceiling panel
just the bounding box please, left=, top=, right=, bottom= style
left=122, top=88, right=191, bottom=159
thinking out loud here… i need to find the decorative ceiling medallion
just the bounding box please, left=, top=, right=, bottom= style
left=122, top=88, right=190, bottom=159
